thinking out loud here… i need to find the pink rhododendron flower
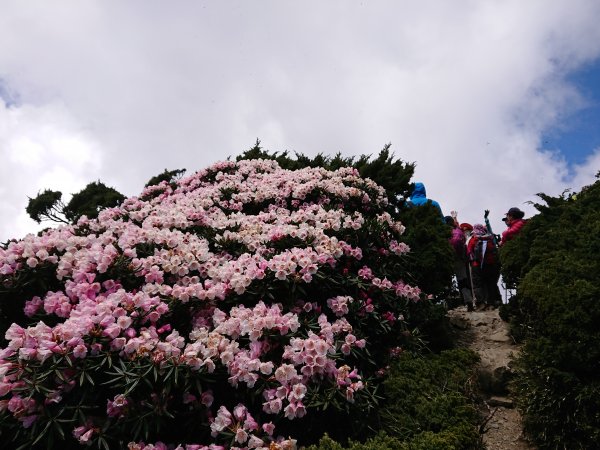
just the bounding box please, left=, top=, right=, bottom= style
left=0, top=159, right=427, bottom=448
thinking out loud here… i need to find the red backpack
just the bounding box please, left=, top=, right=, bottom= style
left=471, top=235, right=498, bottom=267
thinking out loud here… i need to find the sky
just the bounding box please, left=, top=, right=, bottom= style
left=1, top=0, right=600, bottom=243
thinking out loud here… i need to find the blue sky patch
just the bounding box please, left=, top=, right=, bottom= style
left=542, top=58, right=600, bottom=166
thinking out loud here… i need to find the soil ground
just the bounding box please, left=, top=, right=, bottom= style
left=447, top=305, right=536, bottom=450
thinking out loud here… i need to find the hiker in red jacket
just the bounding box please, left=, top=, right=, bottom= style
left=500, top=207, right=527, bottom=245
left=468, top=223, right=502, bottom=310
left=446, top=213, right=473, bottom=310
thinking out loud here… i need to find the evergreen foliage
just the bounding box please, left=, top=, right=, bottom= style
left=25, top=183, right=126, bottom=226
left=26, top=190, right=69, bottom=224
left=145, top=168, right=187, bottom=188
left=500, top=176, right=600, bottom=449
left=398, top=203, right=454, bottom=304
left=63, top=181, right=125, bottom=223
left=307, top=349, right=482, bottom=450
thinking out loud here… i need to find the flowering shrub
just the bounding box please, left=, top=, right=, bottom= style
left=0, top=159, right=431, bottom=449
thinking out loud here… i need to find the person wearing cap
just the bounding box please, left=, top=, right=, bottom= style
left=459, top=223, right=475, bottom=253
left=459, top=222, right=473, bottom=235
left=500, top=207, right=527, bottom=244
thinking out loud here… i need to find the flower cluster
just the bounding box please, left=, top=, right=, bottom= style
left=0, top=159, right=422, bottom=448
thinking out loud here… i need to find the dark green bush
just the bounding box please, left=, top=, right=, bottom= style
left=398, top=202, right=454, bottom=300
left=307, top=348, right=482, bottom=450
left=501, top=176, right=600, bottom=449
left=307, top=433, right=404, bottom=450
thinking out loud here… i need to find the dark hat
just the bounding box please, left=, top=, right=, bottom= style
left=444, top=216, right=455, bottom=226
left=503, top=207, right=525, bottom=221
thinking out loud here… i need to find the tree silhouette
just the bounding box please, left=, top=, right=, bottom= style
left=26, top=182, right=125, bottom=225
left=145, top=168, right=187, bottom=188
left=25, top=189, right=69, bottom=224
left=63, top=181, right=125, bottom=223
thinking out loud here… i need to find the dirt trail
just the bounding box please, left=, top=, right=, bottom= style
left=447, top=306, right=536, bottom=450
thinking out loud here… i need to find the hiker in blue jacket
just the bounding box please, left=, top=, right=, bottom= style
left=407, top=182, right=443, bottom=217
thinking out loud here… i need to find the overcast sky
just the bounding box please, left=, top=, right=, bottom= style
left=1, top=0, right=600, bottom=242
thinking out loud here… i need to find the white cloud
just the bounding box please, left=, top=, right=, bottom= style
left=1, top=0, right=600, bottom=241
left=571, top=148, right=600, bottom=189
left=0, top=101, right=102, bottom=241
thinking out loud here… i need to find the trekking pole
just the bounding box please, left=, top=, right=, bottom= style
left=468, top=262, right=476, bottom=306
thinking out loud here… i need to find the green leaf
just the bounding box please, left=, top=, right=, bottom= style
left=52, top=420, right=65, bottom=440
left=98, top=436, right=111, bottom=450
left=124, top=378, right=140, bottom=395
left=54, top=369, right=66, bottom=382
left=31, top=420, right=51, bottom=446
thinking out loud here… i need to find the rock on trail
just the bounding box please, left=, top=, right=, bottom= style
left=448, top=306, right=536, bottom=450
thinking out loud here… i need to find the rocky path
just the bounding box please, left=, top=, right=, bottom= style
left=448, top=306, right=536, bottom=450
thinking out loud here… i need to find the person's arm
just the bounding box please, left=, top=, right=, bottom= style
left=450, top=210, right=459, bottom=227
left=484, top=209, right=498, bottom=245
